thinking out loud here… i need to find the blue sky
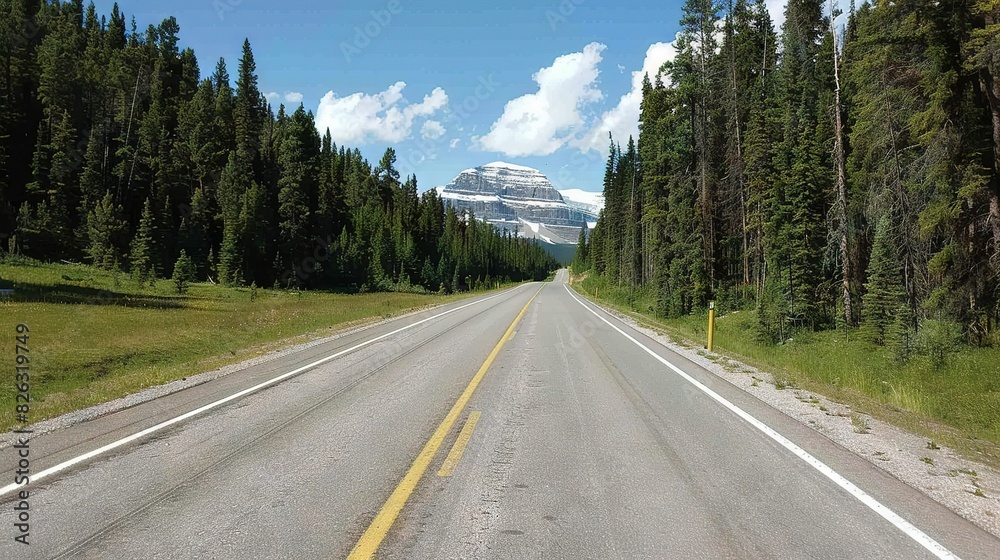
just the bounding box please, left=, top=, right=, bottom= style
left=91, top=0, right=792, bottom=193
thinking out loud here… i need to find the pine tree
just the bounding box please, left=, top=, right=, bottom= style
left=621, top=136, right=640, bottom=290
left=767, top=0, right=832, bottom=326
left=212, top=56, right=235, bottom=163
left=36, top=3, right=82, bottom=123
left=316, top=128, right=346, bottom=257
left=177, top=78, right=218, bottom=192
left=741, top=0, right=779, bottom=300
left=679, top=0, right=722, bottom=292
left=216, top=153, right=248, bottom=285
left=573, top=223, right=589, bottom=271
left=172, top=249, right=195, bottom=293
left=234, top=39, right=262, bottom=167
left=600, top=137, right=620, bottom=281
left=275, top=105, right=318, bottom=286
left=177, top=186, right=210, bottom=276
left=78, top=126, right=107, bottom=226
left=420, top=256, right=436, bottom=289
left=87, top=191, right=127, bottom=269
left=46, top=109, right=80, bottom=237
left=25, top=109, right=77, bottom=259
left=376, top=147, right=400, bottom=205
left=130, top=197, right=157, bottom=284
left=861, top=216, right=904, bottom=345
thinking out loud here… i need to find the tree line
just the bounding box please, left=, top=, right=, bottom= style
left=577, top=0, right=1000, bottom=349
left=0, top=0, right=556, bottom=292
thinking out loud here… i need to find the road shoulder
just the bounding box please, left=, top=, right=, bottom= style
left=576, top=292, right=1000, bottom=541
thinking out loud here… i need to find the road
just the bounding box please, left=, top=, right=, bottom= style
left=1, top=270, right=998, bottom=558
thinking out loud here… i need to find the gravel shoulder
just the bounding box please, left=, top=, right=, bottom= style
left=593, top=303, right=1000, bottom=540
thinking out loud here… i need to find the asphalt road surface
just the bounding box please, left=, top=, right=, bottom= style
left=2, top=270, right=999, bottom=559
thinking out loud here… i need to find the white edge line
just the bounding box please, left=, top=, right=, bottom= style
left=0, top=286, right=527, bottom=498
left=563, top=284, right=959, bottom=560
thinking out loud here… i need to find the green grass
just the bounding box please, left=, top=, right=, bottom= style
left=0, top=258, right=486, bottom=432
left=571, top=272, right=1000, bottom=469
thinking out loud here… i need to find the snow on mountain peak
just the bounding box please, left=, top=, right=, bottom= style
left=482, top=161, right=538, bottom=172
left=443, top=162, right=561, bottom=203
left=558, top=189, right=604, bottom=209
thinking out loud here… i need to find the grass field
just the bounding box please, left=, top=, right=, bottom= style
left=0, top=258, right=482, bottom=432
left=571, top=271, right=1000, bottom=468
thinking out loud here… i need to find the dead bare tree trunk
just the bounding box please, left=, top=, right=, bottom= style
left=728, top=2, right=749, bottom=287
left=699, top=13, right=715, bottom=292
left=831, top=3, right=853, bottom=327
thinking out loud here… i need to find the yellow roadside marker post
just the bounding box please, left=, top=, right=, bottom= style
left=707, top=301, right=716, bottom=352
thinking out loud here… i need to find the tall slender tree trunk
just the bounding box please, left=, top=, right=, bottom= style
left=630, top=170, right=636, bottom=289
left=756, top=7, right=769, bottom=301
left=699, top=20, right=714, bottom=291
left=728, top=11, right=749, bottom=287
left=830, top=4, right=853, bottom=326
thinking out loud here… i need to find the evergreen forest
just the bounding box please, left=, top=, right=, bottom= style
left=577, top=0, right=1000, bottom=350
left=0, top=1, right=557, bottom=293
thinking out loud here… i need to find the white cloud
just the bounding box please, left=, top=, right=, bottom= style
left=476, top=42, right=606, bottom=157
left=315, top=82, right=449, bottom=144
left=421, top=120, right=446, bottom=140
left=449, top=138, right=460, bottom=149
left=575, top=42, right=676, bottom=153
left=265, top=91, right=306, bottom=107
left=767, top=0, right=786, bottom=32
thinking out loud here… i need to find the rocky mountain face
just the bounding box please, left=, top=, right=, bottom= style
left=437, top=162, right=600, bottom=248
left=557, top=189, right=604, bottom=223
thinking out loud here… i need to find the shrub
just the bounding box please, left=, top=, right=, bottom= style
left=888, top=305, right=917, bottom=363
left=916, top=319, right=963, bottom=369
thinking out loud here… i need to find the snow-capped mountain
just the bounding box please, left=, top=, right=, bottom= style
left=436, top=162, right=600, bottom=251
left=557, top=189, right=604, bottom=227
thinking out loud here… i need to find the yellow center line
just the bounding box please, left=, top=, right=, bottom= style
left=346, top=285, right=544, bottom=560
left=437, top=411, right=482, bottom=477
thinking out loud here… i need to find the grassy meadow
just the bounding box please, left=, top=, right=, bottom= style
left=572, top=272, right=1000, bottom=468
left=0, top=257, right=477, bottom=432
